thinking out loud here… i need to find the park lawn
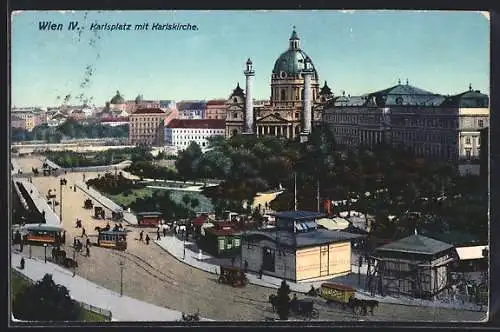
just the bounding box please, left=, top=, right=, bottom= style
left=11, top=271, right=108, bottom=322
left=106, top=188, right=155, bottom=207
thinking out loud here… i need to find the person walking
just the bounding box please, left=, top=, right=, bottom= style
left=156, top=229, right=161, bottom=241
left=86, top=238, right=91, bottom=247
left=86, top=245, right=90, bottom=257
left=81, top=227, right=86, bottom=237
left=139, top=231, right=144, bottom=242
left=145, top=234, right=150, bottom=245
left=163, top=226, right=167, bottom=237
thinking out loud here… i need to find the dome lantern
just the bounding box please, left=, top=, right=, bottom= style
left=289, top=26, right=300, bottom=50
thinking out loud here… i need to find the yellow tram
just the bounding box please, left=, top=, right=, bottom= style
left=320, top=283, right=356, bottom=304
left=97, top=230, right=127, bottom=250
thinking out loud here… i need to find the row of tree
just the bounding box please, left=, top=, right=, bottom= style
left=44, top=146, right=148, bottom=168
left=11, top=119, right=128, bottom=142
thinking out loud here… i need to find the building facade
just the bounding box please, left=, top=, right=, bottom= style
left=164, top=119, right=225, bottom=150
left=176, top=101, right=207, bottom=119
left=241, top=211, right=361, bottom=282
left=205, top=100, right=227, bottom=119
left=225, top=29, right=333, bottom=140
left=323, top=83, right=489, bottom=175
left=129, top=108, right=167, bottom=146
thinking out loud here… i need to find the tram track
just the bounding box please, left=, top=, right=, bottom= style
left=109, top=250, right=179, bottom=287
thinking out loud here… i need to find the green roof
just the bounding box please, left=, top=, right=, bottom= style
left=375, top=234, right=454, bottom=255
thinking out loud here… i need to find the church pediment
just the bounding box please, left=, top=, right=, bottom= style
left=257, top=113, right=289, bottom=123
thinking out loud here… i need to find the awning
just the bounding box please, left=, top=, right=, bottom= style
left=456, top=245, right=488, bottom=261
left=316, top=217, right=349, bottom=230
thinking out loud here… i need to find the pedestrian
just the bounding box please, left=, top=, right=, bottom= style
left=139, top=231, right=144, bottom=242
left=81, top=227, right=86, bottom=237
left=163, top=227, right=167, bottom=237
left=20, top=257, right=25, bottom=270
left=145, top=234, right=150, bottom=245
left=86, top=238, right=91, bottom=247
left=86, top=245, right=90, bottom=257
left=244, top=260, right=248, bottom=273
left=258, top=267, right=263, bottom=279
left=157, top=230, right=161, bottom=241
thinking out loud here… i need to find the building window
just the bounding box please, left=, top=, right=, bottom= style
left=466, top=137, right=471, bottom=144
left=465, top=148, right=472, bottom=160
left=478, top=119, right=484, bottom=128
left=233, top=112, right=237, bottom=119
left=281, top=89, right=286, bottom=101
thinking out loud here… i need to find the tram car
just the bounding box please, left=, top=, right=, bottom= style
left=97, top=230, right=127, bottom=250
left=320, top=283, right=356, bottom=305
left=20, top=224, right=65, bottom=246
left=136, top=212, right=163, bottom=227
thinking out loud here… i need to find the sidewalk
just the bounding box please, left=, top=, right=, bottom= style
left=11, top=251, right=210, bottom=321
left=17, top=179, right=61, bottom=226
left=154, top=235, right=486, bottom=312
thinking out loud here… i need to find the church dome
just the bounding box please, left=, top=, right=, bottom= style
left=110, top=91, right=125, bottom=104
left=272, top=29, right=318, bottom=79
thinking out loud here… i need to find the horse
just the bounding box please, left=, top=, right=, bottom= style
left=363, top=299, right=379, bottom=315
left=347, top=296, right=366, bottom=315
left=268, top=294, right=278, bottom=312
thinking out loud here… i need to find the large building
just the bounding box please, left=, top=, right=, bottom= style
left=164, top=119, right=225, bottom=151
left=225, top=28, right=333, bottom=140
left=323, top=82, right=489, bottom=175
left=241, top=211, right=361, bottom=282
left=176, top=101, right=207, bottom=119
left=129, top=108, right=169, bottom=146
left=205, top=100, right=227, bottom=120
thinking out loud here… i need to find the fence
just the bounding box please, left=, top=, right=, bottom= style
left=11, top=269, right=113, bottom=321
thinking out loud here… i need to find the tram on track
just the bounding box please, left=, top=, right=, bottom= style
left=17, top=224, right=65, bottom=246
left=97, top=230, right=127, bottom=250
left=136, top=212, right=163, bottom=227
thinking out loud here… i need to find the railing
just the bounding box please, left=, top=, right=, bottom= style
left=11, top=269, right=113, bottom=321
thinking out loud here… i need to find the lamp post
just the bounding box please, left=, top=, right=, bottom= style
left=183, top=233, right=186, bottom=260
left=72, top=247, right=76, bottom=277
left=119, top=260, right=124, bottom=297
left=44, top=243, right=48, bottom=263
left=59, top=178, right=64, bottom=223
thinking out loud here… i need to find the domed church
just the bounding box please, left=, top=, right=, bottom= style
left=225, top=28, right=333, bottom=140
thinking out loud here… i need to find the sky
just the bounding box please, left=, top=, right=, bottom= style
left=11, top=10, right=489, bottom=108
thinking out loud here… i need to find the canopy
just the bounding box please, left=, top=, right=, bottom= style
left=316, top=217, right=349, bottom=230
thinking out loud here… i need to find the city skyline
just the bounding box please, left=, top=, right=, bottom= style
left=11, top=10, right=489, bottom=108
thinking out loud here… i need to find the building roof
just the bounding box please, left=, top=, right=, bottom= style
left=205, top=227, right=241, bottom=236
left=100, top=117, right=129, bottom=122
left=375, top=234, right=454, bottom=255
left=272, top=29, right=318, bottom=79
left=110, top=91, right=125, bottom=104
left=244, top=228, right=362, bottom=249
left=366, top=82, right=446, bottom=107
left=22, top=224, right=64, bottom=233
left=440, top=85, right=489, bottom=108
left=206, top=99, right=227, bottom=106
left=319, top=81, right=332, bottom=96
left=176, top=101, right=207, bottom=110
left=230, top=83, right=245, bottom=98
left=167, top=119, right=225, bottom=129
left=269, top=210, right=325, bottom=220
left=132, top=108, right=166, bottom=115
left=136, top=212, right=163, bottom=216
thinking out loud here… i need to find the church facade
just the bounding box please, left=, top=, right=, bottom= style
left=225, top=28, right=333, bottom=140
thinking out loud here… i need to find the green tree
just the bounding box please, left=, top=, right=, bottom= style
left=190, top=198, right=200, bottom=210
left=12, top=274, right=82, bottom=321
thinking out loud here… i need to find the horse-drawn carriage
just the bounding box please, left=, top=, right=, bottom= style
left=51, top=247, right=78, bottom=268
left=84, top=199, right=93, bottom=209
left=289, top=298, right=319, bottom=319
left=217, top=265, right=248, bottom=287
left=94, top=206, right=105, bottom=219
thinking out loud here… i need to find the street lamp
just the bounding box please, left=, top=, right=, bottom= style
left=72, top=247, right=76, bottom=277
left=59, top=178, right=64, bottom=223
left=119, top=260, right=124, bottom=297
left=44, top=243, right=48, bottom=263
left=182, top=233, right=186, bottom=260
